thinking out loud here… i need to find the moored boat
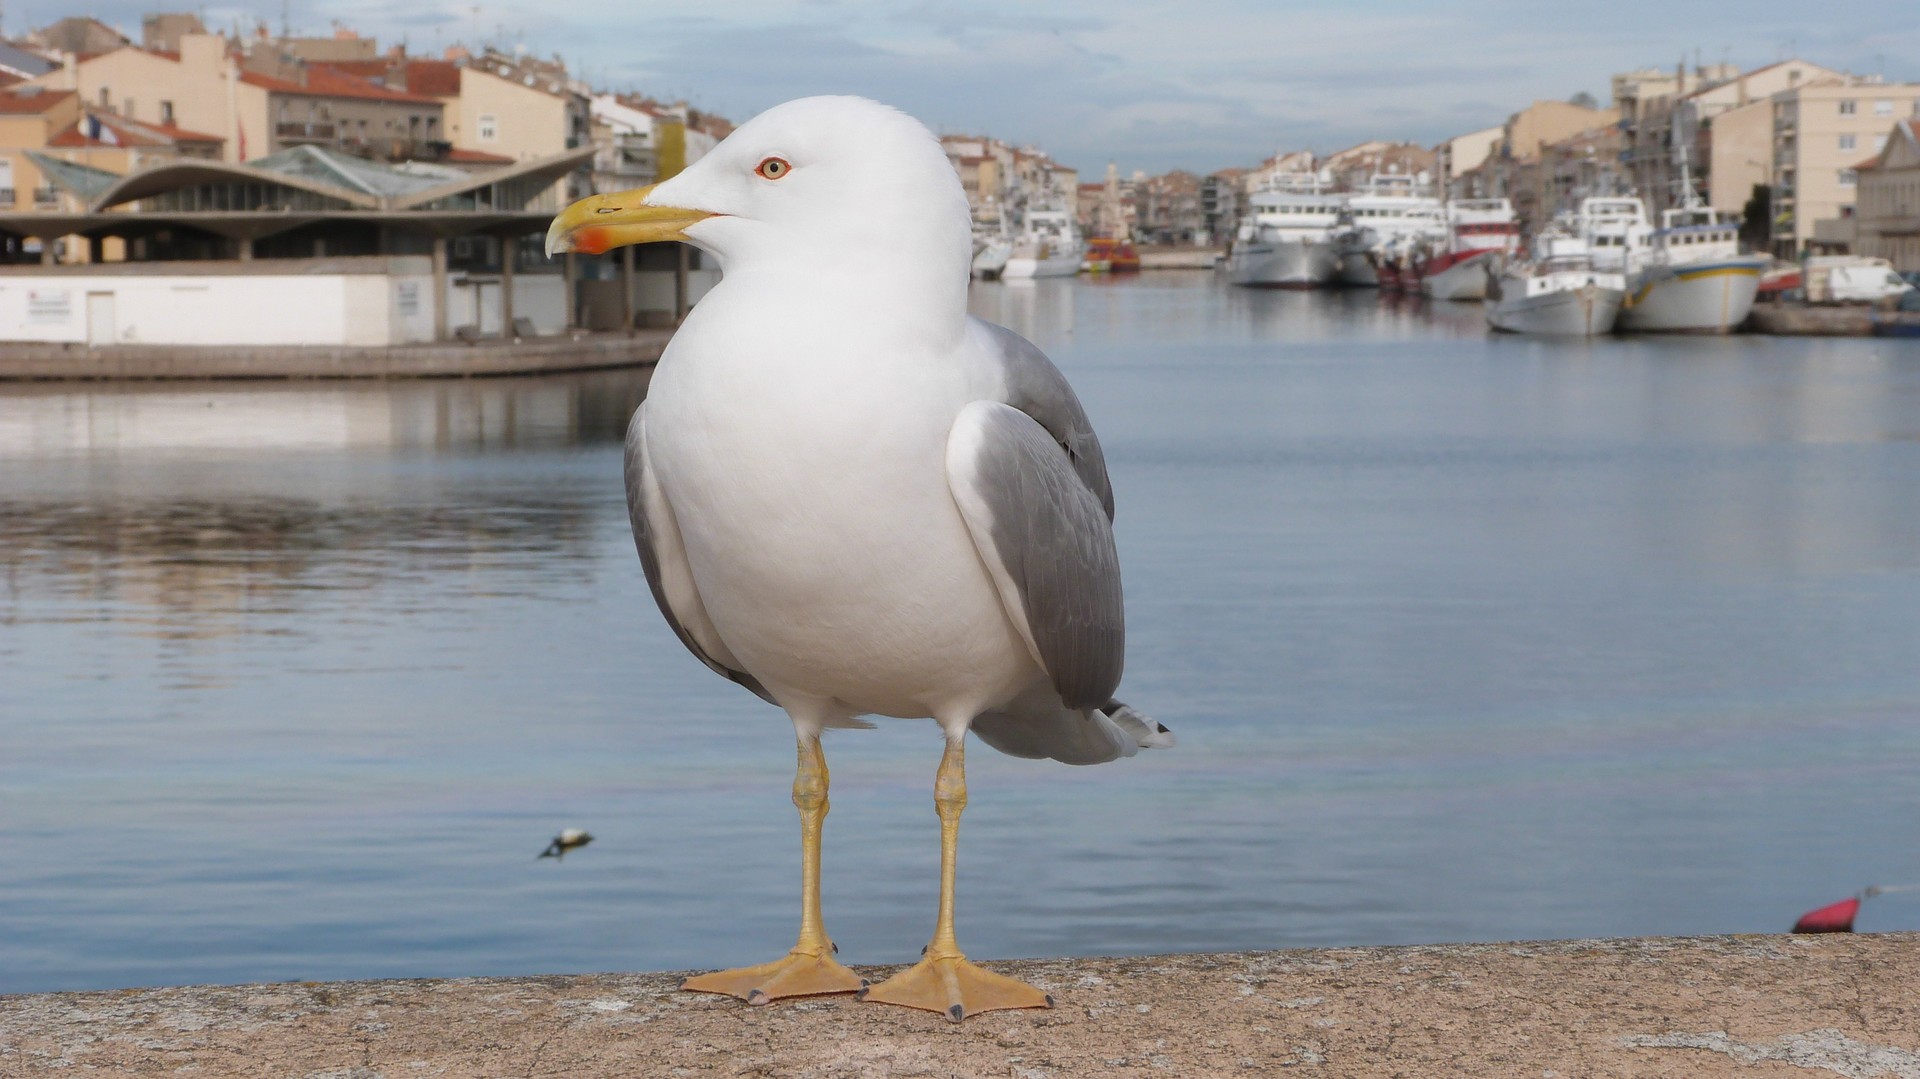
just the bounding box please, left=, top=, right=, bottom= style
left=1084, top=237, right=1140, bottom=273
left=1332, top=175, right=1446, bottom=288
left=1224, top=174, right=1343, bottom=288
left=1419, top=199, right=1521, bottom=301
left=1486, top=233, right=1625, bottom=336
left=1003, top=209, right=1083, bottom=279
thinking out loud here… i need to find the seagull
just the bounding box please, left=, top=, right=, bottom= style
left=545, top=95, right=1172, bottom=1022
left=538, top=828, right=593, bottom=859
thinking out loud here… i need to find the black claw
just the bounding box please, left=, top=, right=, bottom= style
left=831, top=941, right=839, bottom=954
left=920, top=945, right=928, bottom=956
left=947, top=1003, right=965, bottom=1022
left=747, top=989, right=769, bottom=1006
left=859, top=978, right=870, bottom=988
left=1044, top=994, right=1056, bottom=1008
left=855, top=987, right=870, bottom=1002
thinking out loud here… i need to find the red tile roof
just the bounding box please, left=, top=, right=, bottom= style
left=445, top=147, right=514, bottom=163
left=47, top=111, right=225, bottom=149
left=0, top=88, right=73, bottom=113
left=240, top=63, right=441, bottom=104
left=324, top=58, right=462, bottom=98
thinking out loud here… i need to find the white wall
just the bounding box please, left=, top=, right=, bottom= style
left=442, top=275, right=565, bottom=337
left=0, top=268, right=446, bottom=347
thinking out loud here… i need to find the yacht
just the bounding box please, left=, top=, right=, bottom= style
left=1224, top=174, right=1343, bottom=288
left=1485, top=226, right=1626, bottom=336
left=1002, top=209, right=1083, bottom=279
left=1418, top=199, right=1521, bottom=302
left=1331, top=175, right=1446, bottom=288
left=1615, top=205, right=1767, bottom=334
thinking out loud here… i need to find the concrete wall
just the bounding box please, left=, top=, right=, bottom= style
left=444, top=274, right=564, bottom=336
left=0, top=257, right=437, bottom=346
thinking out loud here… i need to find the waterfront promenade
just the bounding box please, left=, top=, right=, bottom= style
left=0, top=330, right=672, bottom=381
left=4, top=935, right=1917, bottom=1076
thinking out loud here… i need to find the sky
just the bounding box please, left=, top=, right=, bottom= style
left=30, top=1, right=1920, bottom=175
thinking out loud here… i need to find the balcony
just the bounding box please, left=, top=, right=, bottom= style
left=275, top=121, right=337, bottom=144
left=32, top=187, right=58, bottom=208
left=0, top=187, right=12, bottom=207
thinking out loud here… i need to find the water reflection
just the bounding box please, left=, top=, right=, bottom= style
left=6, top=277, right=1920, bottom=995
left=0, top=367, right=649, bottom=457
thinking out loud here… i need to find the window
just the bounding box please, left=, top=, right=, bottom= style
left=98, top=87, right=109, bottom=107
left=1875, top=99, right=1893, bottom=116
left=1839, top=134, right=1857, bottom=152
left=123, top=98, right=134, bottom=119
left=478, top=113, right=498, bottom=142
left=1839, top=168, right=1857, bottom=187
left=1839, top=99, right=1857, bottom=116
left=160, top=100, right=174, bottom=125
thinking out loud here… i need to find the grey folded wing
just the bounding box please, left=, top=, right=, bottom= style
left=946, top=399, right=1124, bottom=710
left=624, top=405, right=776, bottom=705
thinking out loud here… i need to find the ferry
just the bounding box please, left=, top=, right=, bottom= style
left=1224, top=174, right=1343, bottom=288
left=1082, top=237, right=1141, bottom=274
left=1418, top=199, right=1521, bottom=302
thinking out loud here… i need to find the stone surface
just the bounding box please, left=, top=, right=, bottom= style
left=4, top=935, right=1918, bottom=1077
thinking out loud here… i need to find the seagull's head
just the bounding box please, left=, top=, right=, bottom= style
left=547, top=96, right=972, bottom=282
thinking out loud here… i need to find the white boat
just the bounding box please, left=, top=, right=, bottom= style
left=1002, top=209, right=1083, bottom=279
left=971, top=234, right=1012, bottom=280
left=1486, top=231, right=1626, bottom=337
left=1224, top=174, right=1343, bottom=288
left=1614, top=205, right=1765, bottom=334
left=1418, top=199, right=1521, bottom=301
left=1575, top=196, right=1654, bottom=275
left=1331, top=175, right=1445, bottom=288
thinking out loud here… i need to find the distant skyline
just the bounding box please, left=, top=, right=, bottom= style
left=26, top=1, right=1920, bottom=175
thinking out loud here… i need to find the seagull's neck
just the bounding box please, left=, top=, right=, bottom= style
left=719, top=252, right=971, bottom=348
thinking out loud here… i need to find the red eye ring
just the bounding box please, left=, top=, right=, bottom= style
left=756, top=157, right=791, bottom=180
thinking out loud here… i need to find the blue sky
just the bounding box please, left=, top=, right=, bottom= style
left=36, top=1, right=1920, bottom=175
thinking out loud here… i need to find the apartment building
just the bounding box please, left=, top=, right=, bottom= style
left=1851, top=119, right=1920, bottom=271
left=33, top=34, right=444, bottom=164
left=1772, top=80, right=1920, bottom=255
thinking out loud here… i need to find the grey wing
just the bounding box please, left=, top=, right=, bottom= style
left=624, top=406, right=776, bottom=705
left=973, top=318, right=1115, bottom=520
left=946, top=399, right=1124, bottom=710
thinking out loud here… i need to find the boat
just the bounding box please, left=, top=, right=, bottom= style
left=1418, top=199, right=1521, bottom=301
left=1002, top=209, right=1083, bottom=279
left=971, top=235, right=1012, bottom=280
left=1083, top=236, right=1140, bottom=273
left=1331, top=175, right=1445, bottom=288
left=1615, top=206, right=1767, bottom=333
left=1485, top=228, right=1626, bottom=336
left=1223, top=174, right=1343, bottom=288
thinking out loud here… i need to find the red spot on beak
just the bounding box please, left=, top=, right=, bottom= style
left=572, top=226, right=612, bottom=256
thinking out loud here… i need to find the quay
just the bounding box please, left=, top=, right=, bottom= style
left=0, top=329, right=670, bottom=381
left=1139, top=244, right=1223, bottom=270
left=4, top=934, right=1917, bottom=1076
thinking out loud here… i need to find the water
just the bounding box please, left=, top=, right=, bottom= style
left=4, top=273, right=1919, bottom=994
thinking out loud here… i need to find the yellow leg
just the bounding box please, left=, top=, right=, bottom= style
left=682, top=735, right=864, bottom=1004
left=860, top=736, right=1054, bottom=1022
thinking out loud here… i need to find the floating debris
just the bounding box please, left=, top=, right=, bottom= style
left=538, top=829, right=593, bottom=860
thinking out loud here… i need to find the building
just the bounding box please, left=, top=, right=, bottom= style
left=1133, top=169, right=1204, bottom=244
left=1848, top=119, right=1920, bottom=271
left=1437, top=126, right=1501, bottom=196
left=1502, top=99, right=1621, bottom=164
left=31, top=34, right=447, bottom=166
left=26, top=16, right=130, bottom=56
left=1322, top=140, right=1435, bottom=192
left=1771, top=80, right=1920, bottom=256
left=1200, top=168, right=1244, bottom=245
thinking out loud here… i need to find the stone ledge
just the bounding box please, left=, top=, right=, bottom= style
left=3, top=934, right=1917, bottom=1077
left=0, top=331, right=669, bottom=381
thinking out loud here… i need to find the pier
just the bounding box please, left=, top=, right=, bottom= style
left=0, top=330, right=670, bottom=381
left=4, top=935, right=1917, bottom=1076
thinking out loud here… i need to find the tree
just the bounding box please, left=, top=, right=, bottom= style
left=1568, top=91, right=1599, bottom=109
left=1741, top=183, right=1771, bottom=250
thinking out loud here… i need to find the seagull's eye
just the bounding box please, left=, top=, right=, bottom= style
left=755, top=157, right=791, bottom=180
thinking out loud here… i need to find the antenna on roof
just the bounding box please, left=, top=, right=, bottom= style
left=280, top=0, right=290, bottom=39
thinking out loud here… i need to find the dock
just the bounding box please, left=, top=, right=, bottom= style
left=4, top=934, right=1917, bottom=1076
left=0, top=331, right=672, bottom=381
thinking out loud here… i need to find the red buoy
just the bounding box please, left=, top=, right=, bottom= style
left=1792, top=896, right=1861, bottom=933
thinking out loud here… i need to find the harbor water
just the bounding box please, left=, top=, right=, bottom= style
left=4, top=272, right=1919, bottom=994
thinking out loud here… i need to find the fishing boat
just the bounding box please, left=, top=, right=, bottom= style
left=1485, top=229, right=1626, bottom=336
left=1332, top=175, right=1445, bottom=288
left=1614, top=206, right=1767, bottom=333
left=971, top=233, right=1012, bottom=280
left=1002, top=209, right=1083, bottom=279
left=1418, top=199, right=1521, bottom=302
left=1224, top=174, right=1342, bottom=288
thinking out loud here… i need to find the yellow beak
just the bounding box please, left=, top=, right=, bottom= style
left=545, top=184, right=714, bottom=257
